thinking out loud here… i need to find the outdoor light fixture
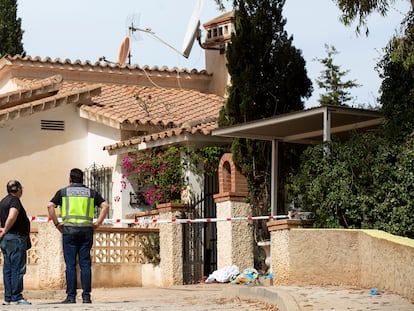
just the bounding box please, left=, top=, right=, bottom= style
left=129, top=191, right=139, bottom=206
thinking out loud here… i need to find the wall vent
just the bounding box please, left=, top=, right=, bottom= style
left=41, top=120, right=65, bottom=131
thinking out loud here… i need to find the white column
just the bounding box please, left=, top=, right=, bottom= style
left=323, top=108, right=331, bottom=155
left=271, top=139, right=279, bottom=216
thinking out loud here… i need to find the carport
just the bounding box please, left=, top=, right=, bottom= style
left=211, top=105, right=383, bottom=215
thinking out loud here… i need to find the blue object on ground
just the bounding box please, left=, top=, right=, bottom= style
left=370, top=288, right=380, bottom=295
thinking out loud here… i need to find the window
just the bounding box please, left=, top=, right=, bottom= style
left=84, top=164, right=113, bottom=218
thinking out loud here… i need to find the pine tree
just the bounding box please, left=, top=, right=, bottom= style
left=333, top=0, right=413, bottom=35
left=315, top=44, right=360, bottom=106
left=218, top=0, right=312, bottom=219
left=214, top=0, right=414, bottom=35
left=0, top=0, right=25, bottom=57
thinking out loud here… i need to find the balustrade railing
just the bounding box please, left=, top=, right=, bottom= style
left=0, top=227, right=159, bottom=265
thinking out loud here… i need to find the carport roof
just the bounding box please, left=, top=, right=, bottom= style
left=212, top=105, right=383, bottom=144
left=212, top=105, right=384, bottom=216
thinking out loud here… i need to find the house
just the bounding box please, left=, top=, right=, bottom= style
left=0, top=12, right=235, bottom=222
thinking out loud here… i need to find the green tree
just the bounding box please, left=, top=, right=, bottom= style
left=286, top=12, right=414, bottom=238
left=218, top=0, right=312, bottom=219
left=332, top=0, right=413, bottom=35
left=0, top=0, right=25, bottom=57
left=286, top=133, right=414, bottom=238
left=315, top=44, right=360, bottom=106
left=378, top=12, right=414, bottom=141
left=214, top=1, right=414, bottom=35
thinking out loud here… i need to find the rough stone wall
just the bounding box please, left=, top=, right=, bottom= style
left=0, top=223, right=155, bottom=290
left=270, top=229, right=290, bottom=284
left=37, top=223, right=66, bottom=289
left=358, top=230, right=414, bottom=302
left=158, top=208, right=184, bottom=287
left=215, top=153, right=253, bottom=271
left=270, top=228, right=414, bottom=303
left=288, top=229, right=361, bottom=286
left=216, top=200, right=253, bottom=270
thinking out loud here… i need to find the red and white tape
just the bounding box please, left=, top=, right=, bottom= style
left=28, top=215, right=288, bottom=225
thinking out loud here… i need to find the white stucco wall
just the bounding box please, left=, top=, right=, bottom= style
left=87, top=121, right=119, bottom=168
left=0, top=105, right=124, bottom=220
left=0, top=76, right=17, bottom=93
left=0, top=105, right=88, bottom=217
left=205, top=49, right=230, bottom=97
left=86, top=121, right=121, bottom=219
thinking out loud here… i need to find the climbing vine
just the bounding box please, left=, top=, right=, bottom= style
left=121, top=145, right=225, bottom=207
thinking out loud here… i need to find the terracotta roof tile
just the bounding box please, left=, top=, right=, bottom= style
left=1, top=74, right=224, bottom=150
left=0, top=84, right=101, bottom=123
left=1, top=54, right=209, bottom=75
left=0, top=57, right=227, bottom=150
left=103, top=120, right=219, bottom=151
left=0, top=75, right=63, bottom=109
left=79, top=84, right=224, bottom=128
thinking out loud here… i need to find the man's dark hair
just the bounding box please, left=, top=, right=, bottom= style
left=7, top=180, right=22, bottom=193
left=70, top=168, right=84, bottom=184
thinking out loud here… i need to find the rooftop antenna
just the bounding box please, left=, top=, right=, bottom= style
left=124, top=14, right=143, bottom=64
left=181, top=0, right=204, bottom=58
left=128, top=0, right=204, bottom=59
left=117, top=35, right=130, bottom=65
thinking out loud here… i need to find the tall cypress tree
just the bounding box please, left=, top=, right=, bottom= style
left=220, top=0, right=312, bottom=125
left=218, top=0, right=312, bottom=219
left=0, top=0, right=25, bottom=57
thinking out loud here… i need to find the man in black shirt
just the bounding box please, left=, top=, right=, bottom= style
left=0, top=180, right=31, bottom=305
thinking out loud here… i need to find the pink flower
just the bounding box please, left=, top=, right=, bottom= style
left=122, top=157, right=131, bottom=170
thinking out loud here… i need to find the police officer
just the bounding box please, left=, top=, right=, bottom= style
left=47, top=168, right=109, bottom=304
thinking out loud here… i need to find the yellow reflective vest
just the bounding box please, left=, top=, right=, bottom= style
left=60, top=186, right=95, bottom=225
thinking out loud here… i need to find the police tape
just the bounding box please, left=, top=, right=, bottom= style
left=28, top=215, right=288, bottom=225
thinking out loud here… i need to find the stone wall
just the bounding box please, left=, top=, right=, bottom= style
left=214, top=153, right=253, bottom=271
left=157, top=203, right=186, bottom=287
left=216, top=200, right=253, bottom=270
left=269, top=224, right=414, bottom=303
left=0, top=223, right=159, bottom=290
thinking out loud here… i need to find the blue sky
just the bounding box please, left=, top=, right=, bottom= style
left=17, top=0, right=411, bottom=108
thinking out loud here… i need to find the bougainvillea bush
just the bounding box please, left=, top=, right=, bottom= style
left=121, top=146, right=189, bottom=206
left=121, top=146, right=225, bottom=207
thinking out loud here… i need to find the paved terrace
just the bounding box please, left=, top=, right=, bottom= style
left=12, top=284, right=414, bottom=311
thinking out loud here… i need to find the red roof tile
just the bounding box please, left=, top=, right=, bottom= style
left=103, top=119, right=219, bottom=151
left=0, top=54, right=209, bottom=76
left=0, top=56, right=227, bottom=151
left=80, top=84, right=224, bottom=128
left=0, top=75, right=63, bottom=109
left=0, top=84, right=101, bottom=123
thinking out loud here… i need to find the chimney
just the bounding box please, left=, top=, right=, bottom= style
left=202, top=11, right=235, bottom=97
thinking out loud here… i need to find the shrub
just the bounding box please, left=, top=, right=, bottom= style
left=287, top=133, right=414, bottom=238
